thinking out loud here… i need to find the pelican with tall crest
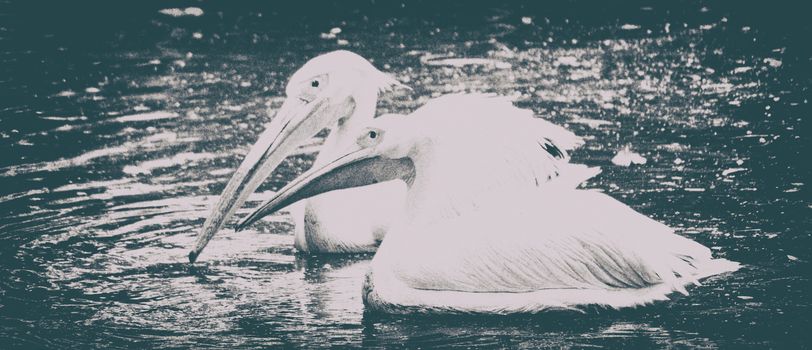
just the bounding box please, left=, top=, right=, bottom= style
left=237, top=94, right=740, bottom=314
left=189, top=50, right=409, bottom=262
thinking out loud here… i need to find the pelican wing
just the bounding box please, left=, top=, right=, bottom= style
left=415, top=93, right=585, bottom=154
left=383, top=189, right=732, bottom=298
left=408, top=93, right=599, bottom=194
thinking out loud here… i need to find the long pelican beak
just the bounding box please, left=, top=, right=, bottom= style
left=188, top=95, right=353, bottom=263
left=235, top=148, right=414, bottom=231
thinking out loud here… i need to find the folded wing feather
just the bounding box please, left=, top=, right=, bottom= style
left=384, top=189, right=719, bottom=295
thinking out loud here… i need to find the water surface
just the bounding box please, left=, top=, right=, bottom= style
left=0, top=1, right=810, bottom=348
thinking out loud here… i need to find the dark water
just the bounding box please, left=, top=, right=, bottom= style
left=1, top=1, right=810, bottom=348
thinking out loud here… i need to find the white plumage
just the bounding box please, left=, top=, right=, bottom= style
left=190, top=50, right=739, bottom=315
left=244, top=93, right=740, bottom=314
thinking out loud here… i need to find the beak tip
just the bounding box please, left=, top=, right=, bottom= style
left=188, top=250, right=198, bottom=263
left=236, top=213, right=258, bottom=232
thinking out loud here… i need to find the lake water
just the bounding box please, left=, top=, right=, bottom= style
left=0, top=1, right=809, bottom=348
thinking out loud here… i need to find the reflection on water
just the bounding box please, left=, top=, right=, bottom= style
left=0, top=1, right=809, bottom=348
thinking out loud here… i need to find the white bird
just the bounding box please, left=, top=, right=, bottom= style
left=189, top=51, right=408, bottom=262
left=238, top=94, right=740, bottom=314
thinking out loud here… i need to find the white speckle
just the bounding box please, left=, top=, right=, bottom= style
left=742, top=26, right=751, bottom=32
left=664, top=23, right=670, bottom=33
left=64, top=146, right=129, bottom=167
left=239, top=81, right=252, bottom=88
left=555, top=56, right=581, bottom=67
left=423, top=58, right=511, bottom=69
left=737, top=295, right=753, bottom=300
left=758, top=137, right=767, bottom=143
left=700, top=24, right=714, bottom=30
left=521, top=16, right=532, bottom=25
left=41, top=115, right=86, bottom=122
left=55, top=90, right=76, bottom=97
left=736, top=159, right=745, bottom=165
left=330, top=27, right=342, bottom=35
left=722, top=168, right=747, bottom=176
left=121, top=165, right=146, bottom=175
left=337, top=39, right=349, bottom=46
left=763, top=58, right=782, bottom=68
left=85, top=87, right=100, bottom=94
left=208, top=168, right=233, bottom=176
left=320, top=32, right=336, bottom=40
left=323, top=263, right=333, bottom=270
left=611, top=147, right=647, bottom=167
left=657, top=143, right=686, bottom=152
left=733, top=66, right=752, bottom=74
left=787, top=255, right=798, bottom=261
left=184, top=7, right=204, bottom=16
left=123, top=152, right=216, bottom=175
left=159, top=7, right=204, bottom=17
left=192, top=32, right=203, bottom=39
left=115, top=111, right=179, bottom=123
left=685, top=188, right=706, bottom=192
left=158, top=8, right=184, bottom=17
left=147, top=59, right=161, bottom=65
left=173, top=60, right=186, bottom=68
left=568, top=117, right=613, bottom=129
left=221, top=105, right=244, bottom=112
left=621, top=24, right=640, bottom=30
left=674, top=158, right=685, bottom=165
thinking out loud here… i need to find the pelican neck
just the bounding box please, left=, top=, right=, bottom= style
left=314, top=89, right=379, bottom=166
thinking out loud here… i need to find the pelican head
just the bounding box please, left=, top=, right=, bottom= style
left=235, top=113, right=417, bottom=230
left=189, top=50, right=405, bottom=262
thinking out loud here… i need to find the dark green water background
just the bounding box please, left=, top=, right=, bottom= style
left=0, top=1, right=810, bottom=348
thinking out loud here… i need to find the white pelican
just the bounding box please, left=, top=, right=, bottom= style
left=237, top=94, right=741, bottom=314
left=189, top=51, right=408, bottom=262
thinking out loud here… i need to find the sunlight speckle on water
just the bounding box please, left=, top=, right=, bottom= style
left=0, top=1, right=809, bottom=348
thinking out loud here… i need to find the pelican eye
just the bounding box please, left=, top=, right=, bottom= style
left=357, top=128, right=384, bottom=147
left=311, top=80, right=319, bottom=88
